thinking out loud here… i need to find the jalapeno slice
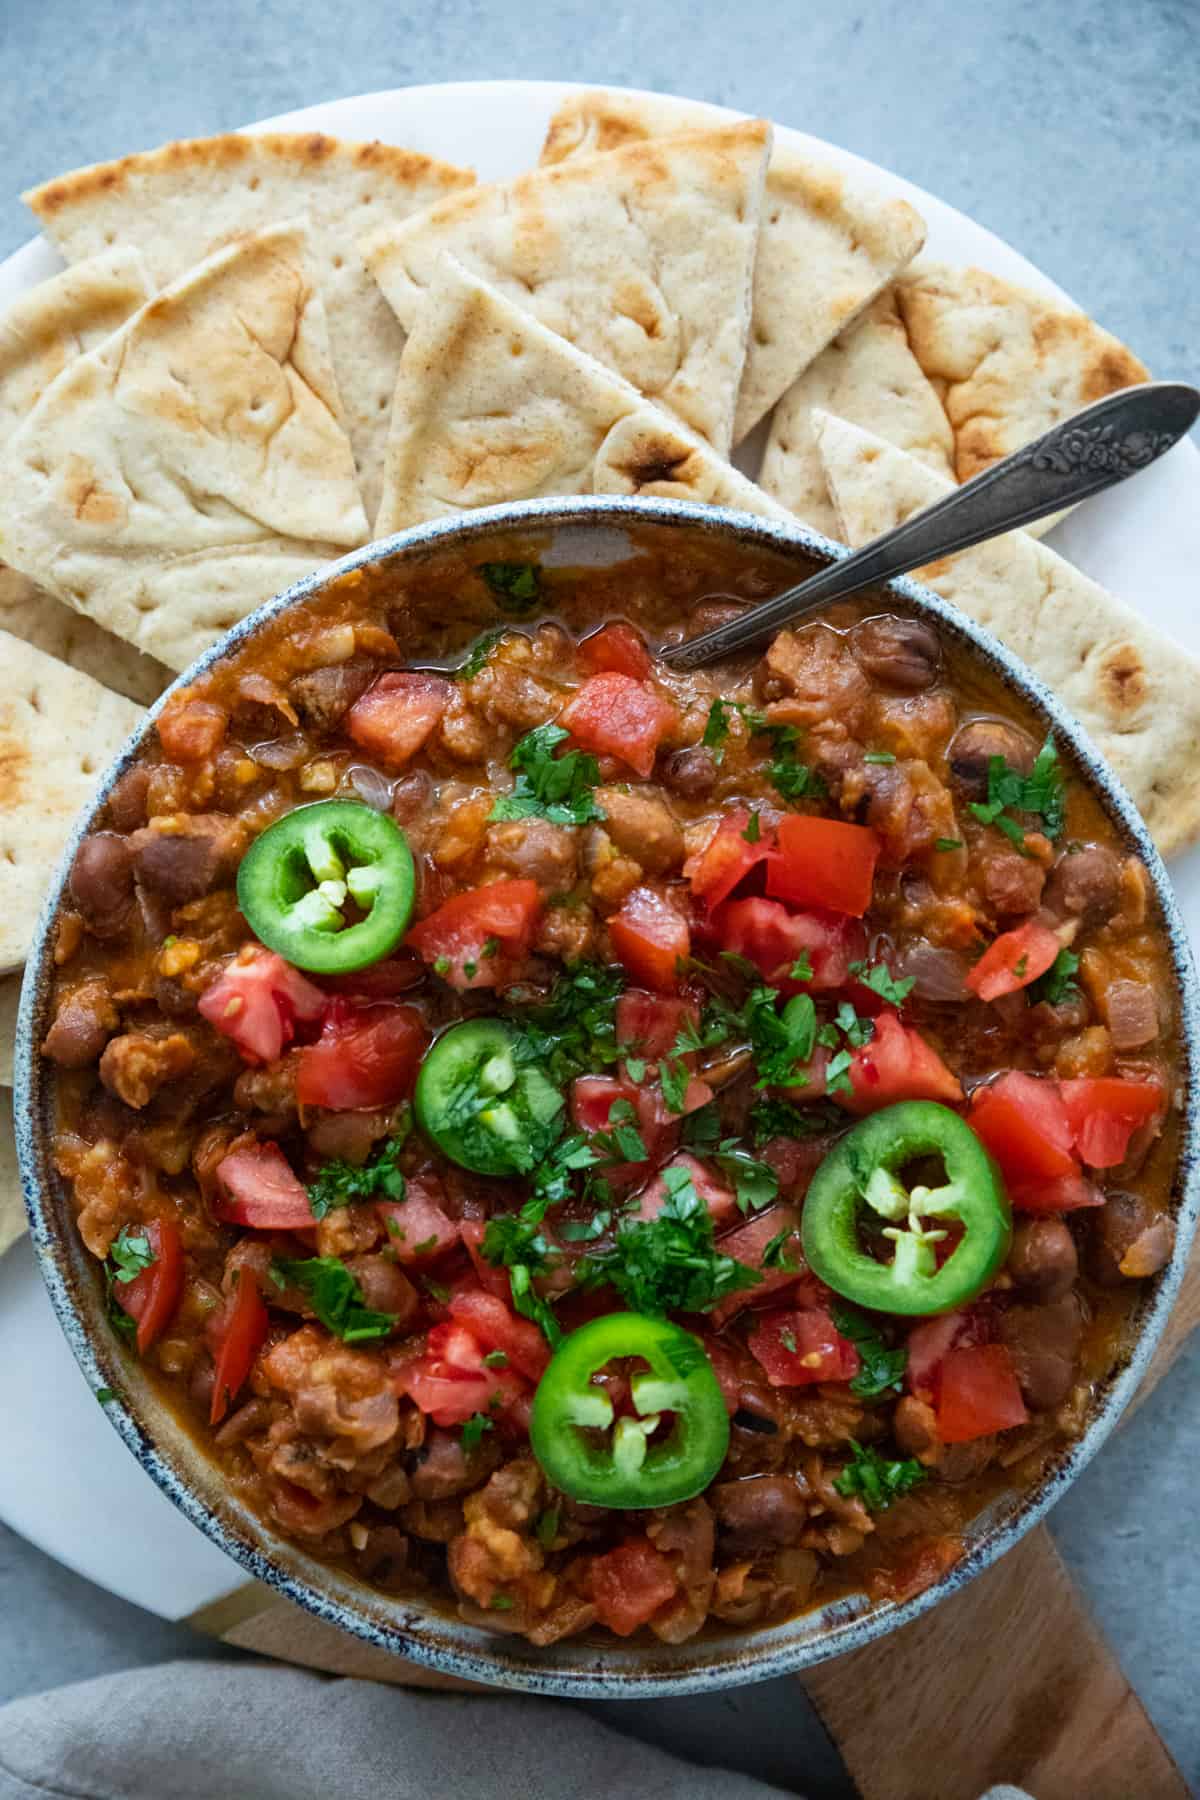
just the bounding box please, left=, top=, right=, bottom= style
left=237, top=800, right=415, bottom=975
left=414, top=1018, right=563, bottom=1177
left=802, top=1101, right=1011, bottom=1316
left=530, top=1313, right=729, bottom=1508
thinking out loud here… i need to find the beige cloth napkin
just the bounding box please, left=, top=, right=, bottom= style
left=0, top=1659, right=1034, bottom=1799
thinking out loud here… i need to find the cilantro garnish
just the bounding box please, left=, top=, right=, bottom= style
left=307, top=1115, right=411, bottom=1220
left=936, top=837, right=964, bottom=853
left=578, top=1166, right=760, bottom=1315
left=273, top=1256, right=397, bottom=1343
left=834, top=1440, right=927, bottom=1511
left=1027, top=946, right=1081, bottom=1007
left=482, top=1349, right=509, bottom=1368
left=849, top=961, right=915, bottom=1010
left=681, top=1101, right=721, bottom=1150
left=711, top=1144, right=780, bottom=1214
left=108, top=1225, right=154, bottom=1284
left=831, top=1303, right=908, bottom=1399
left=968, top=736, right=1066, bottom=849
left=779, top=1327, right=798, bottom=1353
left=490, top=722, right=606, bottom=827
left=479, top=561, right=542, bottom=614
left=96, top=1387, right=118, bottom=1405
left=490, top=1594, right=516, bottom=1611
left=746, top=1095, right=841, bottom=1146
left=742, top=811, right=762, bottom=844
left=590, top=1100, right=648, bottom=1165
left=789, top=952, right=814, bottom=982
left=761, top=1226, right=801, bottom=1270
left=739, top=707, right=826, bottom=802
left=702, top=698, right=732, bottom=762
left=454, top=627, right=506, bottom=681
left=716, top=985, right=818, bottom=1089
left=461, top=1412, right=495, bottom=1450
left=535, top=1506, right=561, bottom=1548
left=510, top=961, right=625, bottom=1084
left=863, top=751, right=896, bottom=765
left=659, top=1057, right=690, bottom=1114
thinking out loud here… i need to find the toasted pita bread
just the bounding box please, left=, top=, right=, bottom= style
left=760, top=290, right=953, bottom=537
left=377, top=259, right=793, bottom=535
left=0, top=631, right=143, bottom=970
left=539, top=92, right=925, bottom=442
left=814, top=411, right=1200, bottom=856
left=0, top=976, right=18, bottom=1086
left=0, top=254, right=169, bottom=704
left=25, top=132, right=475, bottom=521
left=0, top=1102, right=24, bottom=1260
left=895, top=262, right=1150, bottom=486
left=0, top=224, right=369, bottom=673
left=365, top=122, right=772, bottom=458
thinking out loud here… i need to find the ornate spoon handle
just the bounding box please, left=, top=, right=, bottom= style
left=663, top=381, right=1200, bottom=671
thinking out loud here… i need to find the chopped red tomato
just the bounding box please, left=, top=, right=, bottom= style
left=198, top=949, right=325, bottom=1065
left=968, top=1072, right=1076, bottom=1186
left=214, top=1142, right=313, bottom=1231
left=377, top=1174, right=461, bottom=1264
left=1060, top=1076, right=1165, bottom=1169
left=156, top=696, right=227, bottom=762
left=841, top=1013, right=962, bottom=1114
left=615, top=989, right=699, bottom=1062
left=1008, top=1172, right=1105, bottom=1215
left=758, top=1133, right=834, bottom=1199
left=448, top=1288, right=552, bottom=1383
left=295, top=1000, right=427, bottom=1111
left=589, top=1537, right=678, bottom=1636
left=318, top=954, right=425, bottom=999
left=608, top=886, right=690, bottom=992
left=748, top=1306, right=861, bottom=1387
left=965, top=921, right=1061, bottom=1003
left=390, top=1300, right=529, bottom=1427
left=686, top=810, right=775, bottom=911
left=579, top=621, right=652, bottom=680
left=346, top=672, right=452, bottom=769
left=766, top=816, right=880, bottom=917
left=632, top=1153, right=739, bottom=1229
left=936, top=1343, right=1028, bottom=1443
left=116, top=1218, right=185, bottom=1355
left=571, top=1073, right=640, bottom=1136
left=458, top=1219, right=513, bottom=1301
left=711, top=1203, right=804, bottom=1324
left=570, top=1074, right=677, bottom=1172
left=714, top=897, right=864, bottom=991
left=208, top=1269, right=269, bottom=1426
left=558, top=673, right=678, bottom=778
left=905, top=1309, right=981, bottom=1404
left=406, top=879, right=542, bottom=989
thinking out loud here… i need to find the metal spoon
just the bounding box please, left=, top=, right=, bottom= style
left=661, top=380, right=1200, bottom=672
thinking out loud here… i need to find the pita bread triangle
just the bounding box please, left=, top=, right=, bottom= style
left=376, top=257, right=793, bottom=535
left=24, top=131, right=476, bottom=521
left=760, top=288, right=953, bottom=538
left=895, top=261, right=1150, bottom=487
left=813, top=410, right=1200, bottom=857
left=364, top=120, right=773, bottom=460
left=0, top=629, right=143, bottom=972
left=0, top=250, right=169, bottom=703
left=0, top=222, right=369, bottom=674
left=538, top=90, right=926, bottom=442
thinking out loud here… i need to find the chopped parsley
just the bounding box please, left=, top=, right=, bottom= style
left=454, top=627, right=506, bottom=681
left=1013, top=954, right=1028, bottom=979
left=746, top=1095, right=841, bottom=1146
left=272, top=1256, right=396, bottom=1343
left=779, top=1327, right=798, bottom=1354
left=307, top=1115, right=411, bottom=1220
left=95, top=1387, right=118, bottom=1405
left=936, top=837, right=964, bottom=853
left=460, top=1412, right=495, bottom=1450
left=659, top=1056, right=690, bottom=1114
left=968, top=736, right=1066, bottom=850
left=863, top=751, right=896, bottom=765
left=789, top=952, right=814, bottom=982
left=508, top=960, right=624, bottom=1084
left=623, top=1056, right=647, bottom=1083
left=481, top=1168, right=568, bottom=1347
left=849, top=961, right=915, bottom=1010
left=482, top=1349, right=509, bottom=1368
left=589, top=1100, right=647, bottom=1165
left=834, top=1440, right=927, bottom=1511
left=479, top=560, right=542, bottom=614
left=761, top=1226, right=801, bottom=1270
left=490, top=1594, right=516, bottom=1612
left=1028, top=946, right=1081, bottom=1008
left=715, top=984, right=818, bottom=1089
left=578, top=1165, right=760, bottom=1315
left=702, top=698, right=732, bottom=762
left=742, top=811, right=762, bottom=844
left=832, top=1303, right=908, bottom=1399
left=739, top=707, right=825, bottom=802
left=108, top=1225, right=154, bottom=1284
left=711, top=1144, right=780, bottom=1214
left=490, top=722, right=605, bottom=827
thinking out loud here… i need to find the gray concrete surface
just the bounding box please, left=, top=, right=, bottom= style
left=1, top=0, right=1198, bottom=1792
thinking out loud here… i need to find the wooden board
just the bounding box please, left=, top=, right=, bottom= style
left=800, top=1244, right=1200, bottom=1799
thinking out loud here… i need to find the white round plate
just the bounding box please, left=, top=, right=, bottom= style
left=2, top=80, right=1198, bottom=1620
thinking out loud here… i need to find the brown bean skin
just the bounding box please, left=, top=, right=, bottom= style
left=948, top=719, right=1036, bottom=800
left=850, top=615, right=941, bottom=690
left=1043, top=844, right=1122, bottom=930
left=69, top=834, right=135, bottom=936
left=711, top=1476, right=808, bottom=1554
left=1008, top=1218, right=1078, bottom=1303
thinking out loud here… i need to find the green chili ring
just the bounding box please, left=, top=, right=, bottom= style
left=801, top=1100, right=1011, bottom=1316
left=414, top=1018, right=563, bottom=1177
left=237, top=799, right=415, bottom=975
left=530, top=1312, right=730, bottom=1509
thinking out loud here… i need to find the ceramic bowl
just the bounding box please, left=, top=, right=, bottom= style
left=14, top=496, right=1200, bottom=1697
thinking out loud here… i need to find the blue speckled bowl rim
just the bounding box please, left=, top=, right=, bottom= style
left=13, top=495, right=1200, bottom=1699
